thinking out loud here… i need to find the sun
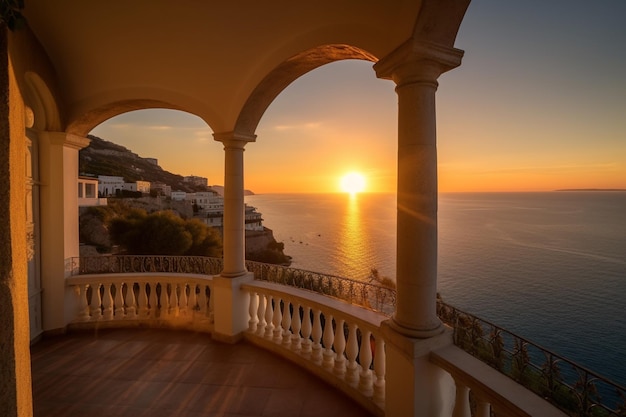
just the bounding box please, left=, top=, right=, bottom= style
left=340, top=172, right=367, bottom=194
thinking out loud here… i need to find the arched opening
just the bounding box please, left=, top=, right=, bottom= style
left=81, top=109, right=225, bottom=257
left=246, top=59, right=398, bottom=282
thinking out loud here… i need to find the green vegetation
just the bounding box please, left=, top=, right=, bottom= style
left=110, top=210, right=222, bottom=256
left=80, top=201, right=221, bottom=257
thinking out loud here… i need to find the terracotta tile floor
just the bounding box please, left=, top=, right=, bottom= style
left=31, top=328, right=374, bottom=417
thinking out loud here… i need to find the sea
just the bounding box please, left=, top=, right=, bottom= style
left=246, top=191, right=626, bottom=386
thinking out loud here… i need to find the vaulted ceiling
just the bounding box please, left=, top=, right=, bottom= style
left=21, top=0, right=468, bottom=135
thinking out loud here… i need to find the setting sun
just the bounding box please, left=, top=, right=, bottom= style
left=340, top=172, right=366, bottom=194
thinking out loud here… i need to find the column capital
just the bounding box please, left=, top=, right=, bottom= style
left=38, top=131, right=91, bottom=150
left=374, top=40, right=465, bottom=87
left=213, top=131, right=257, bottom=149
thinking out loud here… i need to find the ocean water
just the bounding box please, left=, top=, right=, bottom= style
left=246, top=192, right=626, bottom=385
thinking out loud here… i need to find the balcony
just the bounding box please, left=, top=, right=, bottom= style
left=39, top=255, right=623, bottom=417
left=32, top=328, right=371, bottom=417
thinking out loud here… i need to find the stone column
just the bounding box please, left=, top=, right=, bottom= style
left=375, top=40, right=464, bottom=338
left=214, top=131, right=256, bottom=277
left=38, top=132, right=90, bottom=333
left=212, top=131, right=256, bottom=342
left=374, top=40, right=465, bottom=417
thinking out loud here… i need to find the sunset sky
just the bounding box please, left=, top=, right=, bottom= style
left=91, top=0, right=626, bottom=194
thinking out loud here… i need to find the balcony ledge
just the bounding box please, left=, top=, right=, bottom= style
left=431, top=345, right=568, bottom=417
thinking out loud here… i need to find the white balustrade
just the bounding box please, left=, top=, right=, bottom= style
left=290, top=302, right=301, bottom=352
left=256, top=292, right=266, bottom=336
left=248, top=290, right=259, bottom=333
left=102, top=283, right=113, bottom=320
left=66, top=274, right=214, bottom=332
left=281, top=299, right=292, bottom=347
left=431, top=345, right=568, bottom=417
left=264, top=295, right=274, bottom=339
left=322, top=313, right=335, bottom=371
left=300, top=306, right=312, bottom=358
left=125, top=282, right=137, bottom=318
left=241, top=281, right=387, bottom=414
left=452, top=382, right=471, bottom=417
left=311, top=308, right=323, bottom=365
left=272, top=296, right=283, bottom=343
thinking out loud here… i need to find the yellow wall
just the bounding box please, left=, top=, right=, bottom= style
left=0, top=26, right=33, bottom=417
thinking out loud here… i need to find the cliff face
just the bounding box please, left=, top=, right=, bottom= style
left=80, top=135, right=207, bottom=192
left=245, top=228, right=291, bottom=265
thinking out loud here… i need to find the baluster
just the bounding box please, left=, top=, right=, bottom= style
left=452, top=381, right=471, bottom=417
left=248, top=290, right=259, bottom=333
left=179, top=283, right=188, bottom=316
left=358, top=329, right=374, bottom=397
left=124, top=282, right=137, bottom=318
left=90, top=283, right=102, bottom=320
left=300, top=306, right=312, bottom=357
left=290, top=302, right=302, bottom=352
left=188, top=283, right=198, bottom=313
left=76, top=284, right=90, bottom=321
left=149, top=282, right=158, bottom=318
left=137, top=282, right=149, bottom=318
left=281, top=298, right=292, bottom=346
left=333, top=318, right=346, bottom=377
left=475, top=396, right=491, bottom=417
left=345, top=323, right=360, bottom=387
left=256, top=293, right=267, bottom=336
left=272, top=296, right=283, bottom=343
left=102, top=283, right=114, bottom=320
left=114, top=283, right=125, bottom=319
left=311, top=308, right=323, bottom=365
left=161, top=283, right=170, bottom=318
left=264, top=295, right=274, bottom=339
left=322, top=313, right=335, bottom=371
left=373, top=336, right=386, bottom=404
left=169, top=283, right=180, bottom=317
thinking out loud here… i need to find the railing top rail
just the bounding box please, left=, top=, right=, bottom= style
left=66, top=272, right=215, bottom=286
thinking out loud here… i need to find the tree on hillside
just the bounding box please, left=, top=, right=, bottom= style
left=110, top=210, right=222, bottom=256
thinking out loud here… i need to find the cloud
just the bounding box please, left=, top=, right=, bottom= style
left=274, top=122, right=321, bottom=131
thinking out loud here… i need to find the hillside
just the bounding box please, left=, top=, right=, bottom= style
left=79, top=135, right=208, bottom=193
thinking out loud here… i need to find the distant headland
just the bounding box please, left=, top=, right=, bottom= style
left=554, top=188, right=626, bottom=192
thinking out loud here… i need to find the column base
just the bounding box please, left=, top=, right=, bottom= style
left=382, top=320, right=455, bottom=417
left=388, top=316, right=445, bottom=339
left=211, top=272, right=254, bottom=343
left=219, top=270, right=249, bottom=278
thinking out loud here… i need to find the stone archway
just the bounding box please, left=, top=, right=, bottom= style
left=233, top=44, right=378, bottom=137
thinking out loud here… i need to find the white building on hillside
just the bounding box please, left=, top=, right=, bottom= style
left=171, top=191, right=187, bottom=201
left=151, top=182, right=171, bottom=197
left=122, top=180, right=150, bottom=194
left=78, top=177, right=107, bottom=207
left=97, top=175, right=124, bottom=197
